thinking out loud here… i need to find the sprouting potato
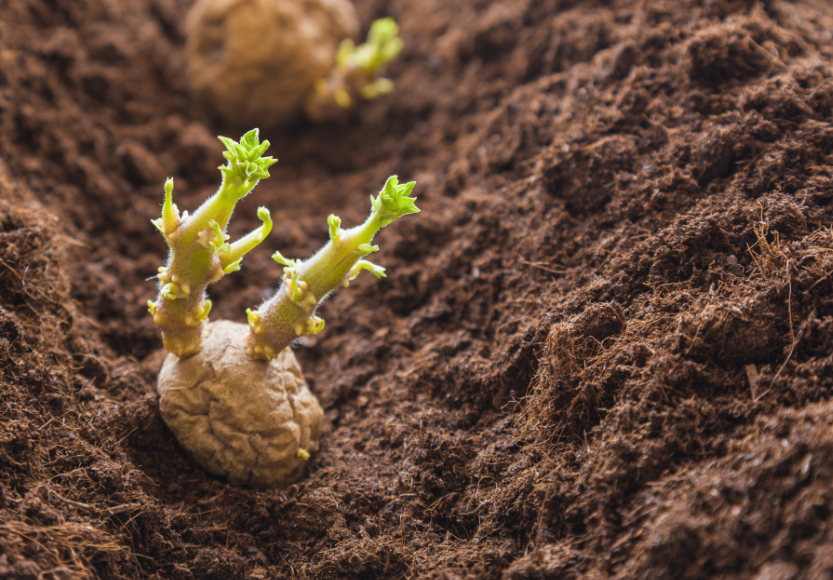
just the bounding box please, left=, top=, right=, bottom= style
left=186, top=0, right=359, bottom=126
left=149, top=129, right=419, bottom=486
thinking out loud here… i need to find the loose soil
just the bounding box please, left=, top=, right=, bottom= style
left=2, top=0, right=833, bottom=578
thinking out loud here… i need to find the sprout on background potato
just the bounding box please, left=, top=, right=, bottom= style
left=304, top=17, right=404, bottom=122
left=150, top=130, right=418, bottom=487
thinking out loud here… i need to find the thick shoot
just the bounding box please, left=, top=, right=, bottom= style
left=247, top=175, right=418, bottom=360
left=148, top=129, right=276, bottom=357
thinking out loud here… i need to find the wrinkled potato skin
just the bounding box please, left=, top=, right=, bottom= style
left=158, top=320, right=323, bottom=487
left=186, top=0, right=359, bottom=127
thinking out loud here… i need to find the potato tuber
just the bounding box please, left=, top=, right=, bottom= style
left=186, top=0, right=359, bottom=126
left=158, top=320, right=322, bottom=487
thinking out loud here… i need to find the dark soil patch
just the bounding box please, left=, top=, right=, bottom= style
left=2, top=0, right=833, bottom=578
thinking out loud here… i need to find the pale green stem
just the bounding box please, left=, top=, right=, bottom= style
left=248, top=213, right=386, bottom=360
left=148, top=130, right=277, bottom=357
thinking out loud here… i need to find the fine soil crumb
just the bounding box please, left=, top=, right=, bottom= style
left=2, top=0, right=833, bottom=579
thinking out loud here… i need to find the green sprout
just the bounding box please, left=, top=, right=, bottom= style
left=305, top=17, right=404, bottom=122
left=148, top=129, right=276, bottom=357
left=247, top=175, right=418, bottom=359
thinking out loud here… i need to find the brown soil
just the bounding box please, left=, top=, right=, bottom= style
left=2, top=0, right=833, bottom=578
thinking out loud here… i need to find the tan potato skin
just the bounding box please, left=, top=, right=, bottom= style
left=186, top=0, right=359, bottom=127
left=158, top=320, right=323, bottom=487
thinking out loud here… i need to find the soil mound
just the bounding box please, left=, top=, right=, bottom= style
left=2, top=0, right=833, bottom=578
